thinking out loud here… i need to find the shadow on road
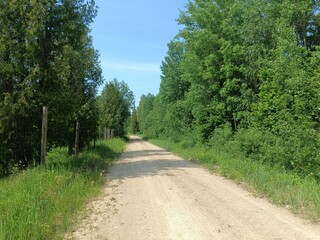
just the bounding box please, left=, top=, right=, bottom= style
left=122, top=149, right=172, bottom=159
left=106, top=136, right=199, bottom=180
left=109, top=158, right=197, bottom=180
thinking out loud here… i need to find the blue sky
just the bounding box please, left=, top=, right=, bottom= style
left=90, top=0, right=188, bottom=106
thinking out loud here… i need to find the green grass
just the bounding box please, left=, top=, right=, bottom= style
left=149, top=138, right=320, bottom=222
left=0, top=138, right=126, bottom=240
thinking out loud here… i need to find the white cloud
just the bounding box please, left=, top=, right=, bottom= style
left=101, top=59, right=160, bottom=73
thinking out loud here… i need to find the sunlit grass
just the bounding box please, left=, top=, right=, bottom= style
left=0, top=138, right=126, bottom=240
left=149, top=138, right=320, bottom=222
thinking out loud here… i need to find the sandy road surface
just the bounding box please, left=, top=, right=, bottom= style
left=69, top=136, right=320, bottom=240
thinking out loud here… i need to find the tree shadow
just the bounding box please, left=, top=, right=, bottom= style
left=106, top=136, right=199, bottom=180
left=122, top=149, right=172, bottom=158
left=108, top=156, right=197, bottom=180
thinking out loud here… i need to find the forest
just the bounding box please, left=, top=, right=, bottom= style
left=1, top=1, right=320, bottom=236
left=0, top=2, right=136, bottom=237
left=1, top=0, right=320, bottom=181
left=0, top=0, right=133, bottom=177
left=135, top=0, right=320, bottom=180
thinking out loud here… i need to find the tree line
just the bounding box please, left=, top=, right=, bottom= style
left=0, top=0, right=134, bottom=177
left=135, top=0, right=320, bottom=179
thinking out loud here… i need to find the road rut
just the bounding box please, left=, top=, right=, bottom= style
left=69, top=136, right=320, bottom=240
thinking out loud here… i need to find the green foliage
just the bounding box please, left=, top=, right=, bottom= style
left=128, top=108, right=139, bottom=134
left=0, top=138, right=126, bottom=240
left=136, top=94, right=157, bottom=138
left=163, top=100, right=194, bottom=142
left=137, top=0, right=320, bottom=180
left=208, top=123, right=234, bottom=150
left=0, top=0, right=102, bottom=176
left=98, top=79, right=134, bottom=137
left=160, top=40, right=188, bottom=103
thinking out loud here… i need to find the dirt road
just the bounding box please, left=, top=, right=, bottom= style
left=69, top=136, right=320, bottom=240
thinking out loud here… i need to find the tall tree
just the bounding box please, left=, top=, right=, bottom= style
left=160, top=40, right=188, bottom=104
left=136, top=94, right=156, bottom=137
left=137, top=0, right=320, bottom=177
left=99, top=79, right=134, bottom=137
left=0, top=0, right=102, bottom=176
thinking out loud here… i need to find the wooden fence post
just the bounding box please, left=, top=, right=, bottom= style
left=107, top=128, right=110, bottom=140
left=104, top=127, right=107, bottom=140
left=41, top=106, right=48, bottom=165
left=106, top=128, right=108, bottom=140
left=111, top=129, right=114, bottom=139
left=75, top=120, right=80, bottom=155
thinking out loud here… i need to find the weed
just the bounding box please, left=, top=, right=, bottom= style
left=0, top=138, right=126, bottom=240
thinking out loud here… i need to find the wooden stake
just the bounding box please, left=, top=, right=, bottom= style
left=41, top=106, right=48, bottom=165
left=111, top=129, right=114, bottom=139
left=75, top=120, right=80, bottom=155
left=107, top=128, right=110, bottom=140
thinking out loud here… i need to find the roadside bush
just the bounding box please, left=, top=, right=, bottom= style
left=228, top=127, right=320, bottom=180
left=280, top=128, right=320, bottom=179
left=208, top=123, right=233, bottom=149
left=233, top=128, right=266, bottom=158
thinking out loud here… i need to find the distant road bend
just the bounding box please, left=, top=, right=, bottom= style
left=69, top=136, right=320, bottom=240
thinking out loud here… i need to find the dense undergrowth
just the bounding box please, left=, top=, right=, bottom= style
left=147, top=131, right=320, bottom=222
left=0, top=138, right=125, bottom=240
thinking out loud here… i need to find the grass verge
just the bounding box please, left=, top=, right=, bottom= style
left=148, top=138, right=320, bottom=222
left=0, top=138, right=126, bottom=240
